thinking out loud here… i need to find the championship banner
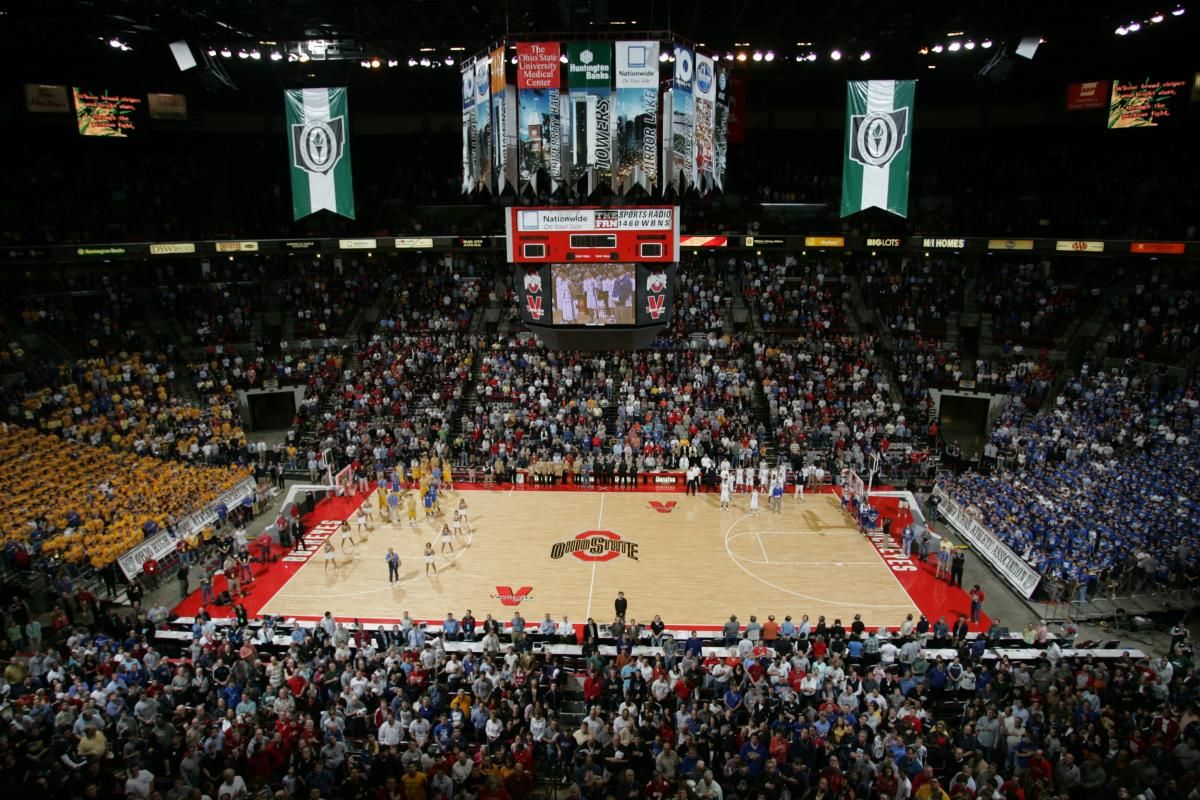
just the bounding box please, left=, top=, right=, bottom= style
left=840, top=80, right=915, bottom=218
left=693, top=53, right=716, bottom=191
left=614, top=41, right=660, bottom=194
left=713, top=64, right=729, bottom=191
left=461, top=59, right=477, bottom=193
left=670, top=46, right=695, bottom=193
left=490, top=48, right=518, bottom=194
left=516, top=42, right=562, bottom=193
left=473, top=58, right=492, bottom=192
left=285, top=87, right=355, bottom=220
left=566, top=41, right=613, bottom=194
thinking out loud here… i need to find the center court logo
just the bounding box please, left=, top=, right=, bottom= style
left=550, top=530, right=639, bottom=562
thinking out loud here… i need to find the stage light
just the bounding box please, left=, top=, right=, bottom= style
left=1172, top=6, right=1185, bottom=14
left=947, top=41, right=961, bottom=52
left=237, top=49, right=248, bottom=59
left=560, top=53, right=568, bottom=63
left=964, top=41, right=976, bottom=50
left=389, top=59, right=400, bottom=67
left=659, top=51, right=670, bottom=62
left=297, top=52, right=309, bottom=62
left=408, top=58, right=417, bottom=67
left=931, top=44, right=944, bottom=53
left=752, top=51, right=763, bottom=61
left=981, top=39, right=993, bottom=48
left=250, top=50, right=261, bottom=59
left=859, top=50, right=871, bottom=60
left=443, top=56, right=454, bottom=65
left=360, top=59, right=371, bottom=68
left=510, top=56, right=517, bottom=64
left=220, top=48, right=232, bottom=58
left=764, top=51, right=775, bottom=61
left=208, top=48, right=217, bottom=56
left=419, top=57, right=431, bottom=67
left=270, top=51, right=282, bottom=61
left=736, top=52, right=747, bottom=61
left=109, top=38, right=122, bottom=48
left=806, top=52, right=817, bottom=61
left=1150, top=13, right=1164, bottom=22
left=1128, top=21, right=1141, bottom=30
left=919, top=46, right=929, bottom=54
left=1115, top=25, right=1129, bottom=34
left=830, top=49, right=842, bottom=60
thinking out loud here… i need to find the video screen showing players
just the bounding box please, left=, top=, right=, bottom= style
left=551, top=263, right=636, bottom=325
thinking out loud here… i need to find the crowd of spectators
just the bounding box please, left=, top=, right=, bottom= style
left=977, top=261, right=1097, bottom=349
left=282, top=260, right=382, bottom=340
left=941, top=363, right=1200, bottom=595
left=857, top=257, right=958, bottom=343
left=741, top=257, right=849, bottom=335
left=1106, top=267, right=1200, bottom=364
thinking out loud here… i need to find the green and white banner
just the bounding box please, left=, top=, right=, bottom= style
left=840, top=80, right=914, bottom=218
left=285, top=87, right=355, bottom=220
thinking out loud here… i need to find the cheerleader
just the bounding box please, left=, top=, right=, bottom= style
left=749, top=486, right=760, bottom=516
left=440, top=524, right=454, bottom=554
left=451, top=509, right=463, bottom=539
left=323, top=541, right=337, bottom=572
left=457, top=498, right=471, bottom=533
left=720, top=474, right=732, bottom=511
left=424, top=542, right=437, bottom=575
left=357, top=505, right=371, bottom=532
left=340, top=520, right=356, bottom=552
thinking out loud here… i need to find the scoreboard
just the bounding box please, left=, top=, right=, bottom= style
left=507, top=206, right=678, bottom=350
left=505, top=206, right=678, bottom=263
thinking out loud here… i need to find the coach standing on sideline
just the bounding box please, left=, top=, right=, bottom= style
left=686, top=464, right=701, bottom=496
left=614, top=591, right=627, bottom=620
left=386, top=548, right=400, bottom=583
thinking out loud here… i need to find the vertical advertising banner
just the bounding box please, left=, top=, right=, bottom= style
left=473, top=58, right=492, bottom=192
left=614, top=40, right=660, bottom=194
left=671, top=46, right=695, bottom=193
left=566, top=42, right=613, bottom=194
left=285, top=87, right=355, bottom=220
left=489, top=47, right=518, bottom=194
left=693, top=53, right=716, bottom=191
left=661, top=90, right=674, bottom=193
left=461, top=59, right=477, bottom=193
left=841, top=80, right=915, bottom=218
left=516, top=42, right=562, bottom=193
left=714, top=64, right=729, bottom=191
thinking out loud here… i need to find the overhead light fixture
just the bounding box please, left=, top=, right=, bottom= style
left=208, top=48, right=217, bottom=56
left=237, top=49, right=248, bottom=59
left=947, top=31, right=964, bottom=37
left=419, top=47, right=435, bottom=52
left=1172, top=5, right=1185, bottom=14
left=407, top=58, right=417, bottom=67
left=371, top=57, right=381, bottom=68
left=360, top=59, right=371, bottom=68
left=928, top=64, right=936, bottom=69
left=736, top=52, right=748, bottom=61
left=806, top=52, right=817, bottom=61
left=931, top=44, right=944, bottom=53
left=1150, top=13, right=1164, bottom=21
left=559, top=53, right=568, bottom=63
left=297, top=52, right=308, bottom=62
left=220, top=48, right=232, bottom=58
left=725, top=53, right=734, bottom=61
left=419, top=57, right=431, bottom=67
left=859, top=50, right=871, bottom=61
left=1128, top=21, right=1141, bottom=30
left=510, top=56, right=517, bottom=64
left=249, top=50, right=261, bottom=59
left=270, top=51, right=282, bottom=61
left=1115, top=25, right=1129, bottom=34
left=443, top=56, right=454, bottom=65
left=981, top=39, right=993, bottom=48
left=109, top=38, right=122, bottom=48
left=830, top=48, right=842, bottom=60
left=964, top=41, right=976, bottom=50
left=919, top=46, right=930, bottom=55
left=659, top=51, right=670, bottom=62
left=947, top=41, right=962, bottom=51
left=752, top=51, right=763, bottom=61
left=764, top=51, right=775, bottom=61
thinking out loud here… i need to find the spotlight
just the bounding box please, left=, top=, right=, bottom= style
left=1128, top=21, right=1141, bottom=30
left=931, top=44, right=944, bottom=53
left=764, top=51, right=775, bottom=61
left=207, top=48, right=217, bottom=56
left=270, top=51, right=282, bottom=61
left=859, top=50, right=871, bottom=61
left=408, top=58, right=418, bottom=66
left=752, top=51, right=763, bottom=61
left=297, top=52, right=309, bottom=62
left=443, top=56, right=454, bottom=65
left=389, top=59, right=400, bottom=67
left=948, top=41, right=962, bottom=51
left=981, top=39, right=993, bottom=48
left=360, top=60, right=371, bottom=68
left=109, top=38, right=122, bottom=48
left=830, top=48, right=842, bottom=60
left=419, top=57, right=431, bottom=67
left=725, top=53, right=734, bottom=61
left=964, top=41, right=975, bottom=50
left=1115, top=25, right=1129, bottom=34
left=560, top=53, right=568, bottom=63
left=806, top=52, right=817, bottom=61
left=919, top=46, right=929, bottom=54
left=1172, top=5, right=1185, bottom=14
left=237, top=49, right=248, bottom=59
left=659, top=51, right=670, bottom=62
left=736, top=52, right=747, bottom=61
left=250, top=50, right=261, bottom=59
left=510, top=56, right=517, bottom=64
left=220, top=48, right=232, bottom=58
left=1150, top=13, right=1164, bottom=22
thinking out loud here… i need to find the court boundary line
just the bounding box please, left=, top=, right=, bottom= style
left=583, top=494, right=605, bottom=621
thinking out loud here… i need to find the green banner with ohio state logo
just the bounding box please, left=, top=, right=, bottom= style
left=285, top=87, right=355, bottom=220
left=840, top=80, right=915, bottom=218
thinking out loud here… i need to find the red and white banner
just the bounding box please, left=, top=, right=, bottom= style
left=680, top=235, right=728, bottom=247
left=517, top=42, right=560, bottom=89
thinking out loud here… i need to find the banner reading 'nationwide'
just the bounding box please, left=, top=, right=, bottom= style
left=566, top=41, right=613, bottom=194
left=613, top=41, right=659, bottom=194
left=285, top=87, right=355, bottom=220
left=840, top=80, right=915, bottom=218
left=516, top=42, right=561, bottom=194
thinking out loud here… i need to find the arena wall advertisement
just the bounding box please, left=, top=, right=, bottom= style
left=932, top=485, right=1042, bottom=598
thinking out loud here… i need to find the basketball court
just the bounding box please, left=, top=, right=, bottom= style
left=249, top=487, right=925, bottom=629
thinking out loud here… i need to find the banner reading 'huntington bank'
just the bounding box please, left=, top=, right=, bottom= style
left=840, top=80, right=915, bottom=218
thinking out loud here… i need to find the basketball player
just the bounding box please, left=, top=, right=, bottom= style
left=440, top=523, right=454, bottom=554
left=749, top=486, right=760, bottom=516
left=795, top=476, right=805, bottom=502
left=720, top=474, right=732, bottom=510
left=323, top=541, right=337, bottom=572
left=556, top=272, right=577, bottom=323
left=735, top=465, right=746, bottom=493
left=424, top=542, right=437, bottom=575
left=423, top=486, right=435, bottom=520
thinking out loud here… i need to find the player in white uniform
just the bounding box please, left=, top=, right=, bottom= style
left=720, top=474, right=732, bottom=510
left=749, top=487, right=760, bottom=516
left=556, top=276, right=577, bottom=323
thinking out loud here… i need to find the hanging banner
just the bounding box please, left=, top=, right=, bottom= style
left=693, top=53, right=716, bottom=191
left=671, top=46, right=695, bottom=193
left=566, top=41, right=613, bottom=194
left=473, top=58, right=492, bottom=192
left=461, top=59, right=477, bottom=194
left=713, top=65, right=729, bottom=191
left=661, top=90, right=674, bottom=193
left=840, top=80, right=915, bottom=218
left=285, top=87, right=355, bottom=220
left=516, top=42, right=561, bottom=193
left=614, top=40, right=660, bottom=194
left=490, top=47, right=518, bottom=194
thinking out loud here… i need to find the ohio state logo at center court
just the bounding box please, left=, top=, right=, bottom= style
left=550, top=530, right=640, bottom=562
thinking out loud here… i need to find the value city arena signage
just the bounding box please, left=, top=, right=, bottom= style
left=550, top=530, right=639, bottom=562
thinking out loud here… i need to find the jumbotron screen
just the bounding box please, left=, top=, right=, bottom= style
left=551, top=263, right=636, bottom=325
